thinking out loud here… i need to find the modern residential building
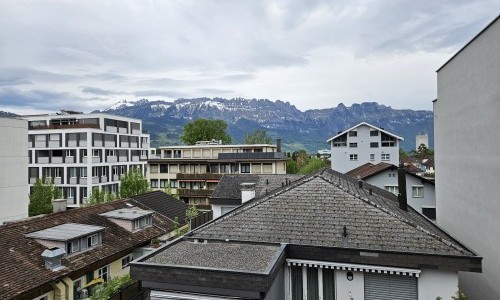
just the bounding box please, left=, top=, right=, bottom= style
left=25, top=110, right=150, bottom=207
left=328, top=122, right=403, bottom=173
left=210, top=174, right=303, bottom=219
left=346, top=162, right=436, bottom=220
left=435, top=14, right=500, bottom=299
left=0, top=194, right=179, bottom=300
left=0, top=117, right=29, bottom=224
left=415, top=133, right=429, bottom=150
left=131, top=168, right=481, bottom=300
left=148, top=140, right=287, bottom=206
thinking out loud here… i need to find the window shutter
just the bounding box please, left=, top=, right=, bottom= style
left=364, top=273, right=417, bottom=300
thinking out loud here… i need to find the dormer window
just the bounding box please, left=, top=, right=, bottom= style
left=26, top=223, right=104, bottom=256
left=100, top=207, right=154, bottom=232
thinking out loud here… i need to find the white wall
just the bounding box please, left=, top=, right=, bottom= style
left=330, top=124, right=400, bottom=174
left=335, top=270, right=364, bottom=300
left=0, top=118, right=29, bottom=223
left=211, top=204, right=238, bottom=219
left=419, top=270, right=458, bottom=300
left=435, top=17, right=500, bottom=299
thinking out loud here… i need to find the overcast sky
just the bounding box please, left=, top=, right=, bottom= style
left=0, top=1, right=498, bottom=114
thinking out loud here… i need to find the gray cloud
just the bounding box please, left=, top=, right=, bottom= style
left=81, top=86, right=117, bottom=95
left=133, top=90, right=185, bottom=99
left=197, top=88, right=234, bottom=95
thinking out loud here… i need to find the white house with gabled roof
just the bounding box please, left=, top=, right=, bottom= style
left=328, top=122, right=403, bottom=173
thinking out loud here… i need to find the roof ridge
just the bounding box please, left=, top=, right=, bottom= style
left=317, top=171, right=470, bottom=255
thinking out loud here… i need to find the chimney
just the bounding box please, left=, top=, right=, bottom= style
left=276, top=138, right=282, bottom=152
left=240, top=183, right=256, bottom=203
left=397, top=163, right=408, bottom=211
left=52, top=198, right=67, bottom=213
left=41, top=248, right=66, bottom=271
left=358, top=180, right=363, bottom=189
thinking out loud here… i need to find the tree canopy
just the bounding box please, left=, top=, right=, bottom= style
left=286, top=150, right=329, bottom=174
left=180, top=119, right=232, bottom=145
left=244, top=129, right=273, bottom=144
left=119, top=168, right=149, bottom=198
left=29, top=178, right=61, bottom=216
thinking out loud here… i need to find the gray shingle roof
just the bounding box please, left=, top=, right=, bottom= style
left=130, top=190, right=189, bottom=226
left=210, top=174, right=303, bottom=201
left=192, top=169, right=474, bottom=257
left=145, top=240, right=284, bottom=274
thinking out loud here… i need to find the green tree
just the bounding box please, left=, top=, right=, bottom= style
left=298, top=158, right=328, bottom=174
left=90, top=274, right=133, bottom=300
left=399, top=148, right=409, bottom=161
left=244, top=129, right=273, bottom=144
left=185, top=205, right=200, bottom=230
left=286, top=160, right=300, bottom=174
left=416, top=144, right=433, bottom=159
left=28, top=178, right=60, bottom=216
left=180, top=118, right=232, bottom=145
left=164, top=186, right=179, bottom=200
left=119, top=168, right=149, bottom=198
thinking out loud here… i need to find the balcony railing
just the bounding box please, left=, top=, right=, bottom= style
left=176, top=173, right=223, bottom=181
left=217, top=152, right=285, bottom=160
left=177, top=189, right=214, bottom=197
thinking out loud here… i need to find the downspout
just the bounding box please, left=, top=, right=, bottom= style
left=62, top=277, right=72, bottom=300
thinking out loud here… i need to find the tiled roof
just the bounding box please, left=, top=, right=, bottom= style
left=130, top=190, right=189, bottom=226
left=0, top=199, right=174, bottom=299
left=345, top=162, right=396, bottom=179
left=191, top=168, right=474, bottom=257
left=210, top=174, right=303, bottom=201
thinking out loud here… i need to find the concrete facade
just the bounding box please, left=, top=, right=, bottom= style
left=0, top=117, right=29, bottom=224
left=415, top=133, right=429, bottom=150
left=435, top=15, right=500, bottom=299
left=25, top=111, right=149, bottom=207
left=328, top=122, right=402, bottom=173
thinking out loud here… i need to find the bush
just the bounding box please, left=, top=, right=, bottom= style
left=90, top=274, right=133, bottom=300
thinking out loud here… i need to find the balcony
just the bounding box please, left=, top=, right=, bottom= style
left=177, top=188, right=214, bottom=197
left=69, top=178, right=78, bottom=184
left=217, top=152, right=285, bottom=160
left=107, top=156, right=118, bottom=163
left=52, top=157, right=63, bottom=163
left=30, top=123, right=99, bottom=130
left=53, top=177, right=62, bottom=184
left=65, top=157, right=75, bottom=163
left=38, top=157, right=49, bottom=164
left=176, top=173, right=223, bottom=181
left=119, top=127, right=128, bottom=134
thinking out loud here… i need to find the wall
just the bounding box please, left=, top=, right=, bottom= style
left=418, top=269, right=458, bottom=300
left=435, top=17, right=500, bottom=300
left=0, top=118, right=28, bottom=224
left=335, top=270, right=363, bottom=300
left=265, top=266, right=285, bottom=300
left=331, top=124, right=399, bottom=174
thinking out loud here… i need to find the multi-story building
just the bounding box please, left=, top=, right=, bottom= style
left=0, top=117, right=29, bottom=224
left=416, top=133, right=429, bottom=150
left=148, top=140, right=287, bottom=206
left=435, top=15, right=500, bottom=299
left=328, top=122, right=403, bottom=173
left=25, top=110, right=149, bottom=207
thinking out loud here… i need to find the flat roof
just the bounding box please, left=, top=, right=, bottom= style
left=99, top=208, right=154, bottom=220
left=144, top=240, right=285, bottom=274
left=25, top=223, right=104, bottom=241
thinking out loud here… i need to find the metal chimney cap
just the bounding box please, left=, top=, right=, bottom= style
left=41, top=247, right=66, bottom=258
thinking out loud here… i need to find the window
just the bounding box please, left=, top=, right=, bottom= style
left=92, top=149, right=100, bottom=157
left=412, top=186, right=424, bottom=198
left=106, top=149, right=116, bottom=156
left=98, top=265, right=110, bottom=282
left=80, top=167, right=87, bottom=178
left=381, top=132, right=396, bottom=147
left=370, top=154, right=375, bottom=161
left=122, top=254, right=133, bottom=268
left=65, top=149, right=75, bottom=157
left=291, top=266, right=303, bottom=300
left=348, top=131, right=357, bottom=137
left=134, top=215, right=153, bottom=230
left=221, top=206, right=234, bottom=215
left=150, top=180, right=158, bottom=188
left=370, top=130, right=379, bottom=136
left=349, top=143, right=357, bottom=148
left=381, top=153, right=390, bottom=161
left=422, top=207, right=436, bottom=220
left=92, top=167, right=99, bottom=177
left=241, top=163, right=250, bottom=173
left=370, top=142, right=379, bottom=148
left=87, top=234, right=99, bottom=247
left=67, top=239, right=80, bottom=254
left=36, top=134, right=46, bottom=141
left=49, top=134, right=60, bottom=141
left=173, top=150, right=181, bottom=158
left=69, top=167, right=77, bottom=178
left=385, top=185, right=399, bottom=195
left=33, top=294, right=49, bottom=300
left=349, top=154, right=358, bottom=161
left=160, top=180, right=168, bottom=188
left=160, top=164, right=168, bottom=173
left=53, top=168, right=62, bottom=178
left=82, top=149, right=87, bottom=157
left=170, top=180, right=178, bottom=188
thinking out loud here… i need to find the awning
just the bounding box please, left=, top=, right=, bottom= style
left=286, top=259, right=421, bottom=277
left=83, top=277, right=104, bottom=288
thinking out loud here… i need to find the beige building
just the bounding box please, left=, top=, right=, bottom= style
left=148, top=140, right=287, bottom=206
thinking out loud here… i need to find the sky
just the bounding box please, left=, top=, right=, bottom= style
left=0, top=1, right=499, bottom=114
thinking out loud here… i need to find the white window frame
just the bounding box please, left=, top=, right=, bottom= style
left=80, top=167, right=87, bottom=178
left=122, top=254, right=133, bottom=268
left=92, top=149, right=100, bottom=157
left=412, top=185, right=424, bottom=198
left=349, top=154, right=358, bottom=161
left=385, top=185, right=399, bottom=195
left=349, top=143, right=358, bottom=148
left=88, top=234, right=99, bottom=247
left=65, top=149, right=74, bottom=157
left=381, top=153, right=390, bottom=161
left=370, top=154, right=375, bottom=161
left=69, top=167, right=77, bottom=178
left=97, top=265, right=110, bottom=282
left=68, top=239, right=80, bottom=254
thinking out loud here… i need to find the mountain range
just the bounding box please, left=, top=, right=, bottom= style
left=97, top=98, right=433, bottom=153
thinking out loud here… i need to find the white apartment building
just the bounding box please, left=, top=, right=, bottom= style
left=148, top=140, right=287, bottom=206
left=25, top=110, right=149, bottom=208
left=435, top=15, right=500, bottom=299
left=0, top=117, right=29, bottom=224
left=328, top=122, right=403, bottom=173
left=416, top=133, right=429, bottom=150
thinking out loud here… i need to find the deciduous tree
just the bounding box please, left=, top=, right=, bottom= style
left=244, top=129, right=273, bottom=144
left=180, top=119, right=232, bottom=145
left=28, top=178, right=61, bottom=216
left=119, top=168, right=149, bottom=198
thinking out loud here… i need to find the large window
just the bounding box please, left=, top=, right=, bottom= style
left=348, top=131, right=357, bottom=137
left=291, top=266, right=335, bottom=300
left=160, top=164, right=168, bottom=173
left=365, top=273, right=417, bottom=300
left=241, top=163, right=250, bottom=173
left=370, top=142, right=379, bottom=148
left=349, top=143, right=358, bottom=148
left=370, top=130, right=379, bottom=136
left=412, top=186, right=424, bottom=198
left=291, top=266, right=303, bottom=300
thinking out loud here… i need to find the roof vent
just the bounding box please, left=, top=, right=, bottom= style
left=341, top=225, right=349, bottom=247
left=41, top=247, right=66, bottom=271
